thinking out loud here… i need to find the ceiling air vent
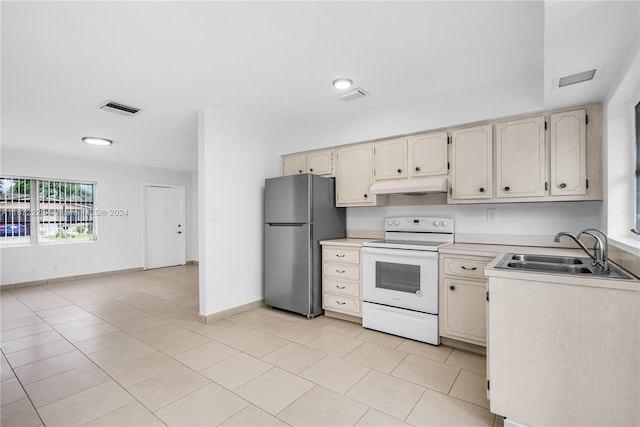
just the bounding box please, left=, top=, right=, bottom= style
left=558, top=69, right=597, bottom=87
left=337, top=88, right=369, bottom=102
left=99, top=101, right=140, bottom=116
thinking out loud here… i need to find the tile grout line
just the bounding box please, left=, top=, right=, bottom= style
left=1, top=341, right=48, bottom=427
left=4, top=288, right=169, bottom=425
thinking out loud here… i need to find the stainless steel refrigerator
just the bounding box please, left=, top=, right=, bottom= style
left=264, top=174, right=346, bottom=318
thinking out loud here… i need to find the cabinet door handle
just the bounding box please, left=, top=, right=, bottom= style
left=363, top=194, right=368, bottom=199
left=479, top=187, right=485, bottom=193
left=504, top=186, right=510, bottom=191
left=559, top=183, right=567, bottom=189
left=336, top=269, right=345, bottom=273
left=397, top=169, right=402, bottom=174
left=415, top=166, right=421, bottom=172
left=336, top=254, right=345, bottom=258
left=336, top=285, right=346, bottom=289
left=298, top=170, right=303, bottom=173
left=449, top=285, right=456, bottom=291
left=461, top=266, right=477, bottom=271
left=337, top=301, right=346, bottom=305
left=310, top=168, right=314, bottom=172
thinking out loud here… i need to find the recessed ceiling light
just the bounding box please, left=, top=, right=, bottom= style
left=82, top=136, right=113, bottom=146
left=332, top=78, right=353, bottom=90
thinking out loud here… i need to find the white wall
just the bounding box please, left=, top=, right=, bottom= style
left=198, top=109, right=280, bottom=317
left=347, top=202, right=602, bottom=236
left=603, top=43, right=640, bottom=249
left=278, top=84, right=543, bottom=155
left=0, top=147, right=196, bottom=285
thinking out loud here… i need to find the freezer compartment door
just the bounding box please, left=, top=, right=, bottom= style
left=264, top=223, right=312, bottom=316
left=264, top=175, right=310, bottom=224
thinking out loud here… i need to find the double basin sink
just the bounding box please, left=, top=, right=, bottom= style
left=496, top=253, right=633, bottom=280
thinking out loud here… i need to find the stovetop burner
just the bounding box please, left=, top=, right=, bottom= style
left=362, top=216, right=454, bottom=251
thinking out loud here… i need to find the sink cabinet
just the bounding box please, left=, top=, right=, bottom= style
left=487, top=276, right=640, bottom=426
left=439, top=254, right=492, bottom=346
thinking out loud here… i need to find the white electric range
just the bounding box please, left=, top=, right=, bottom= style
left=361, top=217, right=454, bottom=345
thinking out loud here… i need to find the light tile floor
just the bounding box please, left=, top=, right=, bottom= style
left=1, top=265, right=504, bottom=426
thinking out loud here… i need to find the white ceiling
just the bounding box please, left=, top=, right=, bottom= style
left=2, top=1, right=638, bottom=172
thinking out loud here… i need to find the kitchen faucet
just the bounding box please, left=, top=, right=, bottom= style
left=554, top=228, right=609, bottom=271
left=577, top=228, right=609, bottom=271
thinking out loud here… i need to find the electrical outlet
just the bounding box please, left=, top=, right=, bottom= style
left=487, top=209, right=498, bottom=222
left=31, top=266, right=37, bottom=273
left=51, top=264, right=58, bottom=272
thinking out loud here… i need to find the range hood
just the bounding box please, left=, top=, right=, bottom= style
left=369, top=176, right=448, bottom=195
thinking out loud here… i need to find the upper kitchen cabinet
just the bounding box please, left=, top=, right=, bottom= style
left=373, top=138, right=408, bottom=180
left=336, top=143, right=378, bottom=206
left=283, top=149, right=335, bottom=176
left=495, top=116, right=546, bottom=199
left=449, top=125, right=492, bottom=201
left=550, top=109, right=587, bottom=196
left=409, top=131, right=448, bottom=177
left=283, top=154, right=307, bottom=176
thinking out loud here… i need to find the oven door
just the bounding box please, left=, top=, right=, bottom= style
left=362, top=247, right=438, bottom=314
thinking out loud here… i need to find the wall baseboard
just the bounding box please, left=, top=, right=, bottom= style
left=198, top=299, right=265, bottom=324
left=324, top=310, right=362, bottom=324
left=1, top=267, right=145, bottom=290
left=186, top=260, right=199, bottom=265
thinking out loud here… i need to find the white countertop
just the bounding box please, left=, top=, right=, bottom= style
left=440, top=243, right=640, bottom=292
left=319, top=238, right=376, bottom=247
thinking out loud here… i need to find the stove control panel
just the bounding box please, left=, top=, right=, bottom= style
left=384, top=217, right=454, bottom=234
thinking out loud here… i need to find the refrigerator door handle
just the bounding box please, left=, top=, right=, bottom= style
left=267, top=223, right=306, bottom=227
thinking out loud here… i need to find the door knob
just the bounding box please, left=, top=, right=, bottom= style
left=479, top=187, right=485, bottom=193
left=397, top=169, right=402, bottom=173
left=415, top=166, right=420, bottom=172
left=504, top=186, right=510, bottom=191
left=559, top=183, right=567, bottom=189
left=449, top=285, right=455, bottom=291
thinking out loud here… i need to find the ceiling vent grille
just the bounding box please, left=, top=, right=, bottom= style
left=558, top=69, right=597, bottom=87
left=99, top=101, right=140, bottom=116
left=337, top=88, right=369, bottom=102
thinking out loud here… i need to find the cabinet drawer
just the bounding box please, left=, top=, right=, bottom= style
left=323, top=247, right=360, bottom=264
left=323, top=263, right=360, bottom=281
left=323, top=278, right=360, bottom=297
left=442, top=255, right=492, bottom=279
left=323, top=293, right=361, bottom=315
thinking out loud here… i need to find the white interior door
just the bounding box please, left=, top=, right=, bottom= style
left=144, top=185, right=186, bottom=269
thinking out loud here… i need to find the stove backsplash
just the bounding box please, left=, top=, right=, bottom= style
left=346, top=201, right=602, bottom=237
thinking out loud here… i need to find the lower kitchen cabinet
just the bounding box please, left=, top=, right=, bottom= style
left=321, top=243, right=363, bottom=319
left=439, top=254, right=493, bottom=346
left=486, top=275, right=640, bottom=426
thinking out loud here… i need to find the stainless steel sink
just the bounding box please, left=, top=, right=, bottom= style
left=506, top=261, right=592, bottom=274
left=509, top=254, right=584, bottom=265
left=495, top=253, right=634, bottom=280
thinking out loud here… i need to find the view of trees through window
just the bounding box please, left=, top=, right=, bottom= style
left=0, top=177, right=95, bottom=246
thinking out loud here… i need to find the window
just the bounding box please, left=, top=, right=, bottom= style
left=0, top=176, right=96, bottom=246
